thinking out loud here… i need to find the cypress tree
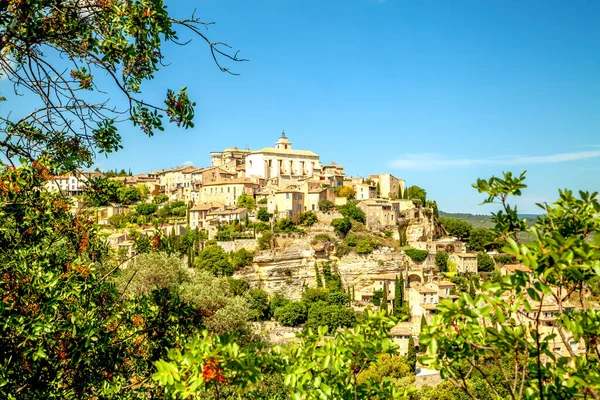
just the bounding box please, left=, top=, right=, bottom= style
left=407, top=336, right=417, bottom=373
left=352, top=286, right=355, bottom=302
left=398, top=274, right=405, bottom=306
left=393, top=276, right=402, bottom=316
left=380, top=281, right=388, bottom=314
left=420, top=315, right=427, bottom=332
left=376, top=182, right=381, bottom=196
left=314, top=262, right=323, bottom=288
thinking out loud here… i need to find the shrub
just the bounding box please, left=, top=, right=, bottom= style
left=269, top=294, right=290, bottom=317
left=171, top=200, right=186, bottom=208
left=195, top=245, right=234, bottom=276
left=257, top=197, right=268, bottom=204
left=274, top=301, right=308, bottom=327
left=135, top=202, right=158, bottom=216
left=435, top=251, right=449, bottom=271
left=153, top=194, right=169, bottom=204
left=230, top=248, right=254, bottom=270
left=404, top=248, right=429, bottom=263
left=337, top=201, right=365, bottom=223
left=305, top=302, right=356, bottom=334
left=227, top=278, right=250, bottom=296
left=170, top=205, right=187, bottom=217
left=298, top=211, right=318, bottom=226
left=313, top=233, right=332, bottom=242
left=335, top=241, right=352, bottom=257
left=493, top=253, right=516, bottom=265
left=477, top=252, right=495, bottom=272
left=332, top=217, right=352, bottom=236
left=249, top=289, right=270, bottom=321
left=253, top=221, right=270, bottom=232
left=335, top=186, right=355, bottom=199
left=257, top=208, right=270, bottom=222
left=117, top=186, right=142, bottom=205
left=344, top=233, right=357, bottom=247
left=274, top=218, right=297, bottom=233
left=371, top=289, right=384, bottom=306
left=302, top=288, right=330, bottom=304
left=258, top=231, right=273, bottom=250
left=236, top=193, right=256, bottom=211
left=108, top=212, right=130, bottom=228
left=328, top=291, right=351, bottom=306
left=318, top=199, right=335, bottom=212
left=356, top=239, right=373, bottom=254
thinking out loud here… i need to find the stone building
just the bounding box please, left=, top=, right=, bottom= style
left=200, top=179, right=259, bottom=207
left=245, top=132, right=321, bottom=184
left=369, top=173, right=405, bottom=199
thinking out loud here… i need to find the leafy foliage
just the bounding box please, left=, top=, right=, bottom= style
left=257, top=208, right=270, bottom=222
left=337, top=201, right=366, bottom=223
left=135, top=202, right=158, bottom=216
left=332, top=217, right=352, bottom=236
left=404, top=248, right=429, bottom=263
left=421, top=171, right=600, bottom=399
left=406, top=185, right=427, bottom=207
left=435, top=251, right=449, bottom=272
left=318, top=199, right=335, bottom=212
left=237, top=193, right=256, bottom=212
left=439, top=217, right=473, bottom=241
left=476, top=252, right=495, bottom=272
left=298, top=211, right=318, bottom=226
left=273, top=218, right=297, bottom=233
left=195, top=245, right=234, bottom=276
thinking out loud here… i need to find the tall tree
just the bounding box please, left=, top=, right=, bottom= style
left=405, top=185, right=427, bottom=207
left=380, top=281, right=388, bottom=314
left=314, top=262, right=323, bottom=288
left=393, top=276, right=402, bottom=316
left=406, top=336, right=417, bottom=373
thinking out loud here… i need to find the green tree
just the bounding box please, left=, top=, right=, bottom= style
left=249, top=289, right=270, bottom=321
left=257, top=208, right=270, bottom=222
left=332, top=217, right=352, bottom=236
left=468, top=227, right=500, bottom=252
left=376, top=182, right=381, bottom=196
left=274, top=301, right=308, bottom=327
left=371, top=289, right=384, bottom=306
left=305, top=302, right=357, bottom=334
left=393, top=275, right=403, bottom=316
left=356, top=239, right=374, bottom=254
left=153, top=194, right=170, bottom=204
left=406, top=336, right=417, bottom=373
left=230, top=248, right=254, bottom=270
left=420, top=315, right=427, bottom=332
left=337, top=201, right=366, bottom=223
left=135, top=202, right=158, bottom=215
left=318, top=199, right=335, bottom=212
left=439, top=217, right=473, bottom=241
left=406, top=185, right=427, bottom=207
left=380, top=282, right=388, bottom=314
left=137, top=183, right=151, bottom=201
left=298, top=211, right=318, bottom=226
left=237, top=193, right=256, bottom=212
left=476, top=251, right=495, bottom=272
left=195, top=245, right=234, bottom=276
left=258, top=231, right=273, bottom=250
left=425, top=200, right=439, bottom=218
left=404, top=248, right=429, bottom=263
left=421, top=171, right=600, bottom=399
left=84, top=176, right=123, bottom=206
left=314, top=262, right=323, bottom=288
left=274, top=218, right=297, bottom=233
left=117, top=185, right=142, bottom=205
left=435, top=251, right=449, bottom=272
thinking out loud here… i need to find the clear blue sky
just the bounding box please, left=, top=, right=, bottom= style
left=40, top=1, right=600, bottom=212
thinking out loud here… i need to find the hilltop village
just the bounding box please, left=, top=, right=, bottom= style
left=44, top=132, right=571, bottom=361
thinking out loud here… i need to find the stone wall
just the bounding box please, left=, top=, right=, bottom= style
left=217, top=239, right=258, bottom=252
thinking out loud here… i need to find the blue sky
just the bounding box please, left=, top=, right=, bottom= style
left=12, top=0, right=600, bottom=213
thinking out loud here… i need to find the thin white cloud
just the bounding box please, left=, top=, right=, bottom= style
left=389, top=150, right=600, bottom=170
left=182, top=160, right=193, bottom=166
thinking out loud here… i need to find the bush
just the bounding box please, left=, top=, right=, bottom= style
left=257, top=197, right=268, bottom=204
left=335, top=186, right=355, bottom=199
left=298, top=211, right=318, bottom=226
left=493, top=253, right=516, bottom=265
left=230, top=248, right=254, bottom=270
left=171, top=200, right=186, bottom=208
left=253, top=221, right=270, bottom=232
left=477, top=252, right=496, bottom=272
left=108, top=212, right=130, bottom=228
left=269, top=294, right=290, bottom=317
left=356, top=239, right=374, bottom=254
left=328, top=291, right=350, bottom=306
left=318, top=199, right=335, bottom=212
left=371, top=289, right=383, bottom=306
left=305, top=302, right=356, bottom=334
left=435, top=251, right=449, bottom=271
left=170, top=205, right=187, bottom=217
left=135, top=202, right=158, bottom=216
left=249, top=289, right=270, bottom=321
left=257, top=208, right=270, bottom=222
left=258, top=231, right=273, bottom=250
left=337, top=201, right=365, bottom=223
left=195, top=245, right=234, bottom=276
left=332, top=217, right=352, bottom=236
left=274, top=301, right=308, bottom=327
left=274, top=218, right=297, bottom=233
left=313, top=233, right=332, bottom=242
left=344, top=233, right=357, bottom=247
left=236, top=193, right=256, bottom=212
left=117, top=186, right=142, bottom=205
left=302, top=288, right=330, bottom=304
left=227, top=278, right=250, bottom=296
left=153, top=194, right=169, bottom=204
left=404, top=248, right=429, bottom=263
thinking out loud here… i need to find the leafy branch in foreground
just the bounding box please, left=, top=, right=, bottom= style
left=421, top=171, right=600, bottom=400
left=153, top=310, right=414, bottom=399
left=0, top=0, right=246, bottom=173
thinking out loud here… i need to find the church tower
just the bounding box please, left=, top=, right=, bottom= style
left=275, top=130, right=292, bottom=150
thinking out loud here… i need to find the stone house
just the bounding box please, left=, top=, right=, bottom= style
left=408, top=283, right=440, bottom=322
left=500, top=264, right=532, bottom=276
left=354, top=182, right=377, bottom=200
left=268, top=188, right=305, bottom=222
left=357, top=199, right=399, bottom=230
left=369, top=173, right=405, bottom=199
left=210, top=146, right=251, bottom=172
left=200, top=179, right=259, bottom=207
left=45, top=170, right=103, bottom=196
left=449, top=253, right=478, bottom=273
left=189, top=202, right=222, bottom=230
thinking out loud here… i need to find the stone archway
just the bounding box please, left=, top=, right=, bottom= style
left=407, top=273, right=422, bottom=286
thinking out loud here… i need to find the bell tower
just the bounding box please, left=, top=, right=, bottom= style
left=275, top=130, right=292, bottom=150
